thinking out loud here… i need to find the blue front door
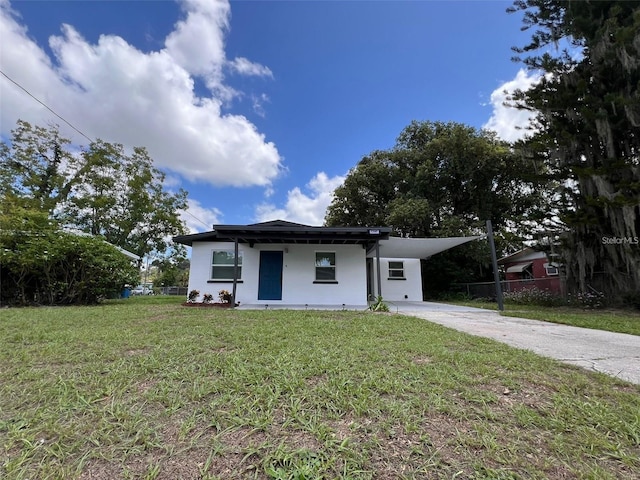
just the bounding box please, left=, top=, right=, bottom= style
left=258, top=251, right=283, bottom=300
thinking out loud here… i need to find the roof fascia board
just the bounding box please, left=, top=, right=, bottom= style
left=173, top=226, right=390, bottom=247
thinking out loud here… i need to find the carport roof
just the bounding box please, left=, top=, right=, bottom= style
left=173, top=220, right=481, bottom=258
left=366, top=235, right=483, bottom=259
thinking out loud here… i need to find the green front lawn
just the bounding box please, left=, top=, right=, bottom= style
left=1, top=297, right=639, bottom=479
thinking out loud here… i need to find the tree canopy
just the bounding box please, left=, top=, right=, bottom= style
left=509, top=0, right=640, bottom=297
left=1, top=120, right=188, bottom=259
left=326, top=121, right=546, bottom=238
left=325, top=120, right=549, bottom=293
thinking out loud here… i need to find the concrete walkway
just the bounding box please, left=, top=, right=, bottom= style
left=394, top=302, right=640, bottom=385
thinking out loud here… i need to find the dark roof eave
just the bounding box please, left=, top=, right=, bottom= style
left=173, top=226, right=391, bottom=247
left=172, top=231, right=218, bottom=246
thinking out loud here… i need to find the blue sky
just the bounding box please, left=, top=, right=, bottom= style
left=1, top=0, right=538, bottom=232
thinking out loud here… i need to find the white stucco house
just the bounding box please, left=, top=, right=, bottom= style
left=173, top=220, right=479, bottom=307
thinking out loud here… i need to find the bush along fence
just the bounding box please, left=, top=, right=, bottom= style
left=453, top=274, right=636, bottom=310
left=454, top=277, right=564, bottom=299
left=1, top=230, right=139, bottom=306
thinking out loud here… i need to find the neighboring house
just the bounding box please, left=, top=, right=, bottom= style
left=498, top=247, right=562, bottom=294
left=173, top=220, right=480, bottom=307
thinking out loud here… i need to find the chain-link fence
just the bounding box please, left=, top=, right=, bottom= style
left=454, top=277, right=564, bottom=299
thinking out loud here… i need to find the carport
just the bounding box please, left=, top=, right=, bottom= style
left=366, top=235, right=483, bottom=298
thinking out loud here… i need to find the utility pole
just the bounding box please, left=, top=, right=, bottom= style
left=486, top=220, right=504, bottom=311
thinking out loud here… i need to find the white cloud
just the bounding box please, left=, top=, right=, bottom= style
left=0, top=0, right=282, bottom=188
left=229, top=57, right=273, bottom=78
left=251, top=93, right=270, bottom=117
left=165, top=0, right=229, bottom=77
left=162, top=174, right=184, bottom=189
left=181, top=198, right=222, bottom=233
left=255, top=172, right=345, bottom=226
left=483, top=69, right=540, bottom=143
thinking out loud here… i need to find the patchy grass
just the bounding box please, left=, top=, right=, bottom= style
left=1, top=297, right=639, bottom=479
left=443, top=300, right=640, bottom=336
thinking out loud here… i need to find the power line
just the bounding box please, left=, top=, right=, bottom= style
left=1, top=69, right=94, bottom=143
left=182, top=209, right=210, bottom=229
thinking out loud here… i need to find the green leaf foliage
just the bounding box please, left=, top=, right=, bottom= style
left=152, top=251, right=190, bottom=288
left=1, top=121, right=188, bottom=259
left=325, top=121, right=549, bottom=294
left=326, top=121, right=546, bottom=237
left=1, top=201, right=139, bottom=306
left=0, top=120, right=77, bottom=213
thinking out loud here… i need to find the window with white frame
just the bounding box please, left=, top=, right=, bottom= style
left=211, top=250, right=242, bottom=280
left=315, top=252, right=336, bottom=281
left=544, top=263, right=559, bottom=276
left=388, top=261, right=405, bottom=279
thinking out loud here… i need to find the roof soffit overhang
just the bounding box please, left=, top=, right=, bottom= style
left=366, top=236, right=483, bottom=259
left=173, top=224, right=391, bottom=248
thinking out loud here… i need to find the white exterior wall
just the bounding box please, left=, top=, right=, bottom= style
left=372, top=257, right=423, bottom=302
left=187, top=242, right=368, bottom=306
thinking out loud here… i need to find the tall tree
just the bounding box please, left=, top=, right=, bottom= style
left=0, top=121, right=78, bottom=213
left=509, top=1, right=640, bottom=296
left=326, top=121, right=546, bottom=238
left=325, top=121, right=548, bottom=292
left=65, top=140, right=188, bottom=257
left=1, top=121, right=188, bottom=258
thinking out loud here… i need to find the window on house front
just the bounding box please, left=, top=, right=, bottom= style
left=388, top=261, right=405, bottom=279
left=315, top=252, right=336, bottom=281
left=211, top=250, right=242, bottom=280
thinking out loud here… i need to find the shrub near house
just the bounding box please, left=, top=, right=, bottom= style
left=1, top=228, right=139, bottom=306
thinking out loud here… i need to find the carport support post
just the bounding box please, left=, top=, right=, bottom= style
left=232, top=237, right=239, bottom=307
left=486, top=220, right=504, bottom=311
left=375, top=239, right=382, bottom=298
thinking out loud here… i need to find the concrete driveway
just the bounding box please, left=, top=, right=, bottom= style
left=394, top=302, right=640, bottom=385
